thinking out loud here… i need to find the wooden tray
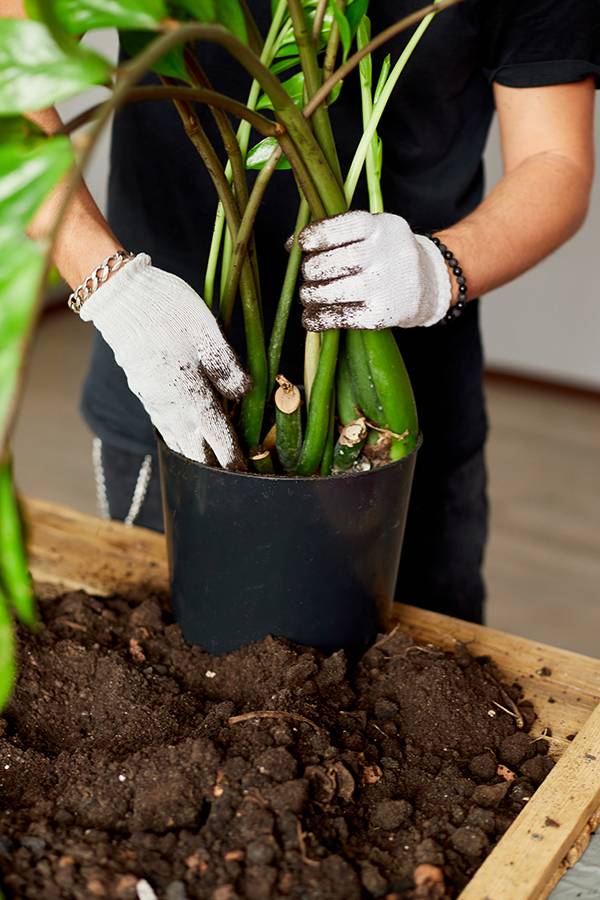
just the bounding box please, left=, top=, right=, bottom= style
left=23, top=498, right=600, bottom=900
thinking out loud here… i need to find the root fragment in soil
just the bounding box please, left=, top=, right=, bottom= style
left=0, top=587, right=555, bottom=900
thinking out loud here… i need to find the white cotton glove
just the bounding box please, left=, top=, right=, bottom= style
left=80, top=253, right=250, bottom=469
left=297, top=210, right=452, bottom=331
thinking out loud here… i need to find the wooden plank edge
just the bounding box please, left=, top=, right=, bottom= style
left=540, top=807, right=600, bottom=899
left=458, top=703, right=600, bottom=899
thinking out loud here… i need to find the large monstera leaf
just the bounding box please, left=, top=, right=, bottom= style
left=0, top=19, right=111, bottom=114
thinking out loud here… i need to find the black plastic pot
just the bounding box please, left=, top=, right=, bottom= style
left=157, top=435, right=421, bottom=656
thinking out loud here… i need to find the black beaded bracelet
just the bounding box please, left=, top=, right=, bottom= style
left=426, top=233, right=468, bottom=325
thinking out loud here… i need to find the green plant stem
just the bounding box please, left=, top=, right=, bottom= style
left=297, top=331, right=340, bottom=475
left=181, top=57, right=263, bottom=299
left=357, top=19, right=384, bottom=214
left=204, top=204, right=226, bottom=307
left=202, top=0, right=453, bottom=310
left=60, top=85, right=280, bottom=138
left=155, top=20, right=344, bottom=215
left=169, top=97, right=241, bottom=243
left=346, top=0, right=450, bottom=201
left=320, top=391, right=336, bottom=476
left=278, top=133, right=327, bottom=217
left=222, top=129, right=324, bottom=332
left=239, top=0, right=265, bottom=55
left=304, top=0, right=462, bottom=121
left=323, top=0, right=347, bottom=85
left=221, top=145, right=283, bottom=328
left=286, top=0, right=343, bottom=185
left=295, top=0, right=346, bottom=474
left=169, top=96, right=267, bottom=449
left=312, top=0, right=329, bottom=40
left=204, top=0, right=290, bottom=304
left=267, top=199, right=311, bottom=388
left=304, top=331, right=321, bottom=407
left=182, top=55, right=249, bottom=210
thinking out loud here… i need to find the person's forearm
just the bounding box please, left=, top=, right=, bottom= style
left=1, top=0, right=121, bottom=289
left=27, top=107, right=122, bottom=290
left=436, top=150, right=593, bottom=303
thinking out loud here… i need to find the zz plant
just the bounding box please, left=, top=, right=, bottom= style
left=0, top=0, right=459, bottom=706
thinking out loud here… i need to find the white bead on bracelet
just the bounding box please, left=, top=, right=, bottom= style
left=67, top=249, right=135, bottom=314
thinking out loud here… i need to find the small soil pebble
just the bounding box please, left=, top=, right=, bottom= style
left=469, top=751, right=497, bottom=780
left=498, top=731, right=535, bottom=767
left=520, top=755, right=556, bottom=785
left=370, top=799, right=413, bottom=830
left=450, top=826, right=490, bottom=859
left=466, top=806, right=497, bottom=834
left=0, top=587, right=555, bottom=899
left=471, top=782, right=511, bottom=808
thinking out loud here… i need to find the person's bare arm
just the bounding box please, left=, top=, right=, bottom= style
left=436, top=78, right=596, bottom=302
left=1, top=0, right=121, bottom=288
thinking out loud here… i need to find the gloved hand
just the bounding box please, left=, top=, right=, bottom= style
left=80, top=253, right=250, bottom=469
left=297, top=210, right=452, bottom=331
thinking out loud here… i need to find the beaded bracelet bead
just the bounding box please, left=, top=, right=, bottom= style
left=426, top=234, right=468, bottom=325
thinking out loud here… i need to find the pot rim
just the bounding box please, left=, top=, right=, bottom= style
left=156, top=431, right=422, bottom=483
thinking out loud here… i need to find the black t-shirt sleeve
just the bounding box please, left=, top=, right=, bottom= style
left=482, top=0, right=600, bottom=88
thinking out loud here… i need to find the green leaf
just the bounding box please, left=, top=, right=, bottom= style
left=0, top=458, right=36, bottom=629
left=346, top=0, right=369, bottom=41
left=328, top=0, right=351, bottom=61
left=121, top=31, right=190, bottom=82
left=0, top=20, right=111, bottom=115
left=246, top=136, right=291, bottom=171
left=0, top=126, right=73, bottom=236
left=275, top=12, right=332, bottom=58
left=0, top=590, right=16, bottom=711
left=25, top=0, right=166, bottom=33
left=175, top=0, right=248, bottom=44
left=374, top=53, right=391, bottom=105
left=0, top=235, right=44, bottom=448
left=42, top=0, right=167, bottom=34
left=269, top=56, right=300, bottom=77
left=257, top=71, right=305, bottom=111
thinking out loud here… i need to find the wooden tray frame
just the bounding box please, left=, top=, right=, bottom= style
left=23, top=498, right=600, bottom=900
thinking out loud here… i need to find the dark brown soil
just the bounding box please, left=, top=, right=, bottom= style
left=0, top=587, right=553, bottom=900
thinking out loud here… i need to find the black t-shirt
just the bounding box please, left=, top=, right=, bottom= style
left=81, top=0, right=599, bottom=473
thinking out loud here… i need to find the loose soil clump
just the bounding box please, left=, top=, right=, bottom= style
left=0, top=587, right=552, bottom=899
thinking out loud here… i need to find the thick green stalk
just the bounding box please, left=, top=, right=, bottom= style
left=61, top=85, right=280, bottom=139
left=239, top=262, right=269, bottom=449
left=268, top=199, right=311, bottom=388
left=181, top=58, right=249, bottom=213
left=204, top=0, right=291, bottom=303
left=221, top=146, right=283, bottom=328
left=204, top=204, right=226, bottom=307
left=336, top=347, right=359, bottom=425
left=353, top=27, right=418, bottom=460
left=239, top=0, right=265, bottom=55
left=320, top=392, right=336, bottom=476
left=304, top=331, right=321, bottom=406
left=294, top=1, right=347, bottom=475
left=297, top=330, right=340, bottom=475
left=286, top=0, right=343, bottom=185
left=357, top=19, right=384, bottom=214
left=169, top=96, right=267, bottom=450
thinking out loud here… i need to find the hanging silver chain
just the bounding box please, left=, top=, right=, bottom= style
left=92, top=438, right=152, bottom=527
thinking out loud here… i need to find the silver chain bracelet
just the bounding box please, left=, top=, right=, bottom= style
left=67, top=249, right=135, bottom=314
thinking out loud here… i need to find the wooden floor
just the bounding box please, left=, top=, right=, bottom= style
left=12, top=310, right=600, bottom=658
left=484, top=380, right=600, bottom=658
